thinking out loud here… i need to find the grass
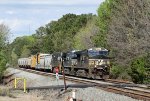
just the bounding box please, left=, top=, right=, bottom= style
left=0, top=86, right=16, bottom=98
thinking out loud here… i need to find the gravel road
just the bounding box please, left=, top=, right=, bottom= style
left=5, top=68, right=141, bottom=101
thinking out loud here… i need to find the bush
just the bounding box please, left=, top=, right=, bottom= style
left=110, top=64, right=131, bottom=80
left=129, top=54, right=150, bottom=84
left=0, top=87, right=15, bottom=98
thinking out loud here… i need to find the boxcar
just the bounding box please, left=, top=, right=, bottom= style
left=44, top=55, right=52, bottom=71
left=36, top=53, right=50, bottom=70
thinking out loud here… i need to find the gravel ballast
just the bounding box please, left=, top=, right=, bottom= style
left=5, top=68, right=141, bottom=101
left=6, top=68, right=74, bottom=87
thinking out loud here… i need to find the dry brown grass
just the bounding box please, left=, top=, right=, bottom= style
left=0, top=86, right=46, bottom=101
left=0, top=94, right=44, bottom=101
left=0, top=86, right=15, bottom=98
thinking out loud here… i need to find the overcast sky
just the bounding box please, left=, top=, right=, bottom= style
left=0, top=0, right=105, bottom=42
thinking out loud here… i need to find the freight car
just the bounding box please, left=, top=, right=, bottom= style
left=18, top=47, right=110, bottom=79
left=36, top=53, right=52, bottom=71
left=18, top=57, right=31, bottom=68
left=18, top=53, right=52, bottom=71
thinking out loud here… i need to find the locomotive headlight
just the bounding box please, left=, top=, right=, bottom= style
left=89, top=60, right=94, bottom=65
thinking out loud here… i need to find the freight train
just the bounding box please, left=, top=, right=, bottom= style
left=18, top=48, right=111, bottom=79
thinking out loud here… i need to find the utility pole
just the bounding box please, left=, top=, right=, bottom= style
left=62, top=66, right=67, bottom=90
left=61, top=56, right=67, bottom=90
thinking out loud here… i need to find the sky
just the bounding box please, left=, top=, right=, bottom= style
left=0, top=0, right=105, bottom=42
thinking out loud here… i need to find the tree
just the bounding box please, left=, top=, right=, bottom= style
left=0, top=24, right=9, bottom=49
left=96, top=0, right=150, bottom=83
left=20, top=45, right=31, bottom=58
left=0, top=24, right=10, bottom=82
left=93, top=0, right=113, bottom=48
left=107, top=0, right=150, bottom=66
left=11, top=48, right=18, bottom=67
left=35, top=13, right=94, bottom=53
left=11, top=36, right=35, bottom=57
left=73, top=16, right=98, bottom=50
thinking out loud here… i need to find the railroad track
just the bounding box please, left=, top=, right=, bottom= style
left=107, top=87, right=150, bottom=101
left=105, top=79, right=133, bottom=84
left=8, top=67, right=150, bottom=101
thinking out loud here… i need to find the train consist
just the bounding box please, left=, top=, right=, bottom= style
left=18, top=48, right=111, bottom=79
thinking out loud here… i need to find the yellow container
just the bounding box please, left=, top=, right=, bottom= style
left=31, top=55, right=36, bottom=68
left=37, top=53, right=40, bottom=64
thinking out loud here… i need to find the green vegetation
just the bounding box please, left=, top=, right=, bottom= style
left=98, top=0, right=150, bottom=84
left=93, top=0, right=112, bottom=48
left=0, top=24, right=10, bottom=82
left=7, top=0, right=150, bottom=84
left=11, top=36, right=34, bottom=57
left=9, top=36, right=35, bottom=66
left=129, top=54, right=150, bottom=84
left=73, top=16, right=98, bottom=50
left=36, top=13, right=94, bottom=52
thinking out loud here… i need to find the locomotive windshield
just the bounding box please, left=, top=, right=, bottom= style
left=67, top=52, right=77, bottom=58
left=88, top=50, right=108, bottom=57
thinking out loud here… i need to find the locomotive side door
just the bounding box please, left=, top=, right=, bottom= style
left=80, top=54, right=88, bottom=68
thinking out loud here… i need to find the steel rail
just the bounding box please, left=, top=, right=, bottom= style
left=107, top=87, right=150, bottom=101
left=14, top=67, right=150, bottom=100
